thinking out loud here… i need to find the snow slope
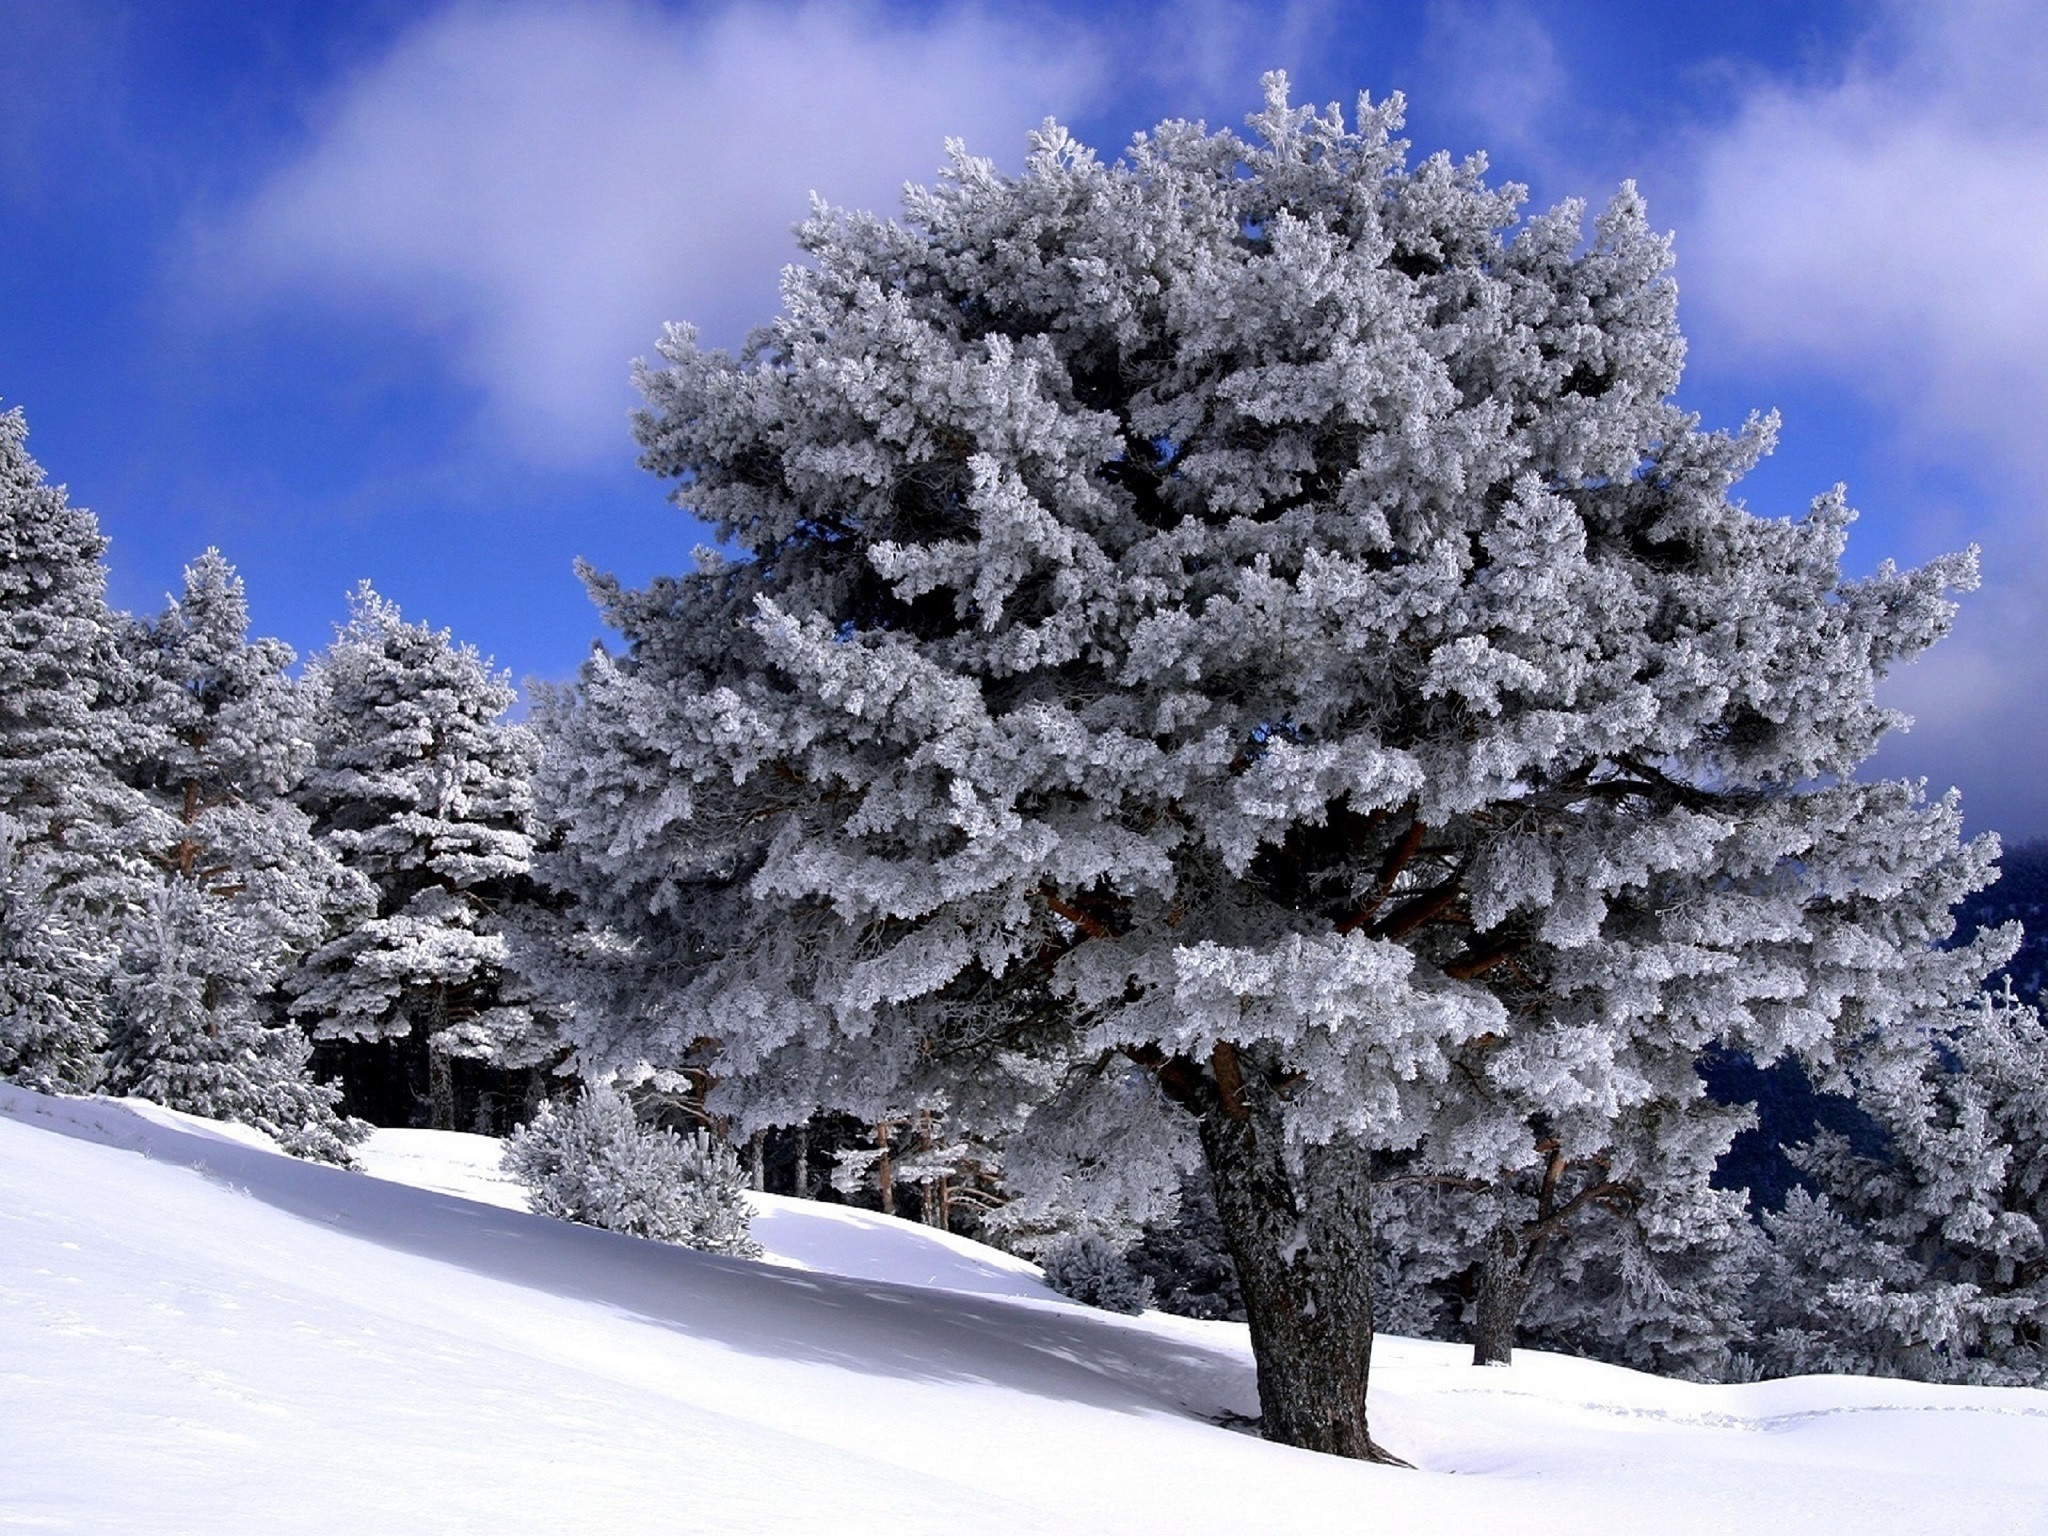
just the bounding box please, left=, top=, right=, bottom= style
left=356, top=1124, right=1057, bottom=1300
left=5, top=1085, right=2046, bottom=1535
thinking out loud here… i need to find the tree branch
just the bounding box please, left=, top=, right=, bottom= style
left=1338, top=813, right=1426, bottom=934
left=1209, top=1041, right=1250, bottom=1121
left=1443, top=934, right=1522, bottom=981
left=1043, top=889, right=1113, bottom=940
left=1121, top=1043, right=1211, bottom=1114
left=1375, top=870, right=1465, bottom=941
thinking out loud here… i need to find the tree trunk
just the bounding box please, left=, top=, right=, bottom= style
left=425, top=986, right=456, bottom=1133
left=875, top=1122, right=895, bottom=1216
left=792, top=1123, right=810, bottom=1199
left=748, top=1130, right=766, bottom=1192
left=428, top=1046, right=455, bottom=1133
left=918, top=1110, right=947, bottom=1228
left=1194, top=1065, right=1396, bottom=1462
left=1471, top=1224, right=1530, bottom=1367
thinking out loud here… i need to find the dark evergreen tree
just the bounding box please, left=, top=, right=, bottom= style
left=292, top=584, right=560, bottom=1128
left=0, top=813, right=105, bottom=1090
left=105, top=551, right=366, bottom=1158
left=0, top=404, right=164, bottom=1088
left=1127, top=1172, right=1245, bottom=1322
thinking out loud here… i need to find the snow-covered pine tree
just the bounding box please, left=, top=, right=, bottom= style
left=110, top=877, right=364, bottom=1163
left=104, top=551, right=367, bottom=1158
left=1041, top=1231, right=1154, bottom=1313
left=1374, top=1092, right=1765, bottom=1376
left=291, top=584, right=558, bottom=1128
left=0, top=405, right=165, bottom=1088
left=0, top=813, right=106, bottom=1090
left=502, top=1082, right=761, bottom=1256
left=534, top=78, right=1995, bottom=1459
left=1752, top=982, right=2048, bottom=1385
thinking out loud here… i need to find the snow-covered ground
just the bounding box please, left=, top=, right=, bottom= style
left=5, top=1085, right=2046, bottom=1534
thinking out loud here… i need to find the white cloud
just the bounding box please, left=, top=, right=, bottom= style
left=1688, top=3, right=2048, bottom=482
left=1683, top=2, right=2048, bottom=836
left=214, top=1, right=1104, bottom=464
left=1417, top=1, right=1567, bottom=166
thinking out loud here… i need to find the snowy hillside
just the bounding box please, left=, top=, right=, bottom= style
left=5, top=1085, right=2046, bottom=1535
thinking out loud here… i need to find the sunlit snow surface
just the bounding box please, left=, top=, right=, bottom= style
left=5, top=1085, right=2046, bottom=1534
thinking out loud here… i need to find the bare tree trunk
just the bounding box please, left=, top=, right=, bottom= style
left=428, top=1047, right=455, bottom=1132
left=793, top=1123, right=810, bottom=1199
left=1193, top=1050, right=1398, bottom=1463
left=748, top=1129, right=766, bottom=1192
left=425, top=986, right=455, bottom=1132
left=875, top=1122, right=894, bottom=1217
left=1468, top=1143, right=1602, bottom=1367
left=918, top=1110, right=946, bottom=1227
left=1471, top=1225, right=1530, bottom=1367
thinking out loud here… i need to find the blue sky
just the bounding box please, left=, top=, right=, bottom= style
left=5, top=1, right=2046, bottom=835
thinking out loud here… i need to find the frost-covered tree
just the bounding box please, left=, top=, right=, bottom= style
left=536, top=79, right=1994, bottom=1458
left=0, top=814, right=106, bottom=1090
left=1955, top=838, right=2048, bottom=1004
left=0, top=406, right=163, bottom=1082
left=103, top=551, right=367, bottom=1157
left=1375, top=1094, right=1765, bottom=1376
left=503, top=1083, right=760, bottom=1256
left=822, top=1101, right=992, bottom=1225
left=292, top=584, right=557, bottom=1127
left=110, top=878, right=364, bottom=1163
left=1128, top=1172, right=1246, bottom=1322
left=1041, top=1231, right=1154, bottom=1313
left=121, top=554, right=369, bottom=957
left=1753, top=983, right=2048, bottom=1384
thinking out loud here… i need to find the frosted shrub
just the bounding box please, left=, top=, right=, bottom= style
left=1042, top=1233, right=1154, bottom=1315
left=503, top=1085, right=761, bottom=1258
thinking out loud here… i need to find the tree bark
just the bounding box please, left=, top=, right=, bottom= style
left=428, top=1046, right=455, bottom=1133
left=875, top=1122, right=895, bottom=1216
left=1471, top=1224, right=1530, bottom=1367
left=748, top=1129, right=766, bottom=1192
left=1194, top=1061, right=1398, bottom=1463
left=424, top=987, right=456, bottom=1133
